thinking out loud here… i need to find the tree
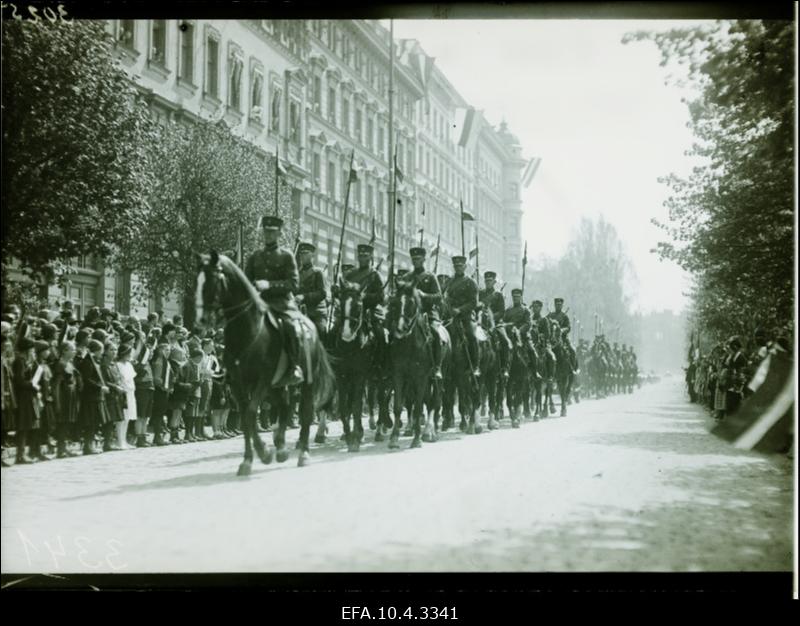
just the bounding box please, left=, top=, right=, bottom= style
left=1, top=19, right=155, bottom=285
left=523, top=216, right=641, bottom=350
left=117, top=115, right=295, bottom=327
left=623, top=20, right=794, bottom=344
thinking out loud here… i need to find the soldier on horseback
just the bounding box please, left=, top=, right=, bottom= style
left=479, top=272, right=506, bottom=328
left=395, top=247, right=444, bottom=379
left=296, top=242, right=329, bottom=341
left=444, top=256, right=480, bottom=378
left=503, top=288, right=531, bottom=329
left=548, top=298, right=577, bottom=366
left=245, top=215, right=303, bottom=388
left=342, top=244, right=384, bottom=335
left=530, top=300, right=555, bottom=363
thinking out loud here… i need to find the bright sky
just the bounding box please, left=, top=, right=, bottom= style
left=391, top=19, right=710, bottom=315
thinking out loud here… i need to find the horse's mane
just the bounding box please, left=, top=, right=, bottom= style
left=218, top=254, right=267, bottom=314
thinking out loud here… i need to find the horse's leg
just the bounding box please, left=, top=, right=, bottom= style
left=350, top=374, right=365, bottom=452
left=410, top=378, right=425, bottom=449
left=297, top=383, right=312, bottom=467
left=338, top=374, right=351, bottom=444
left=237, top=393, right=255, bottom=476
left=389, top=374, right=403, bottom=449
left=273, top=389, right=290, bottom=463
left=367, top=380, right=377, bottom=431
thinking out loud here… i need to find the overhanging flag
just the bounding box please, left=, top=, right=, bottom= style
left=454, top=107, right=479, bottom=149
left=468, top=246, right=478, bottom=260
left=460, top=200, right=474, bottom=221
left=395, top=162, right=404, bottom=184
left=521, top=157, right=542, bottom=188
left=349, top=165, right=359, bottom=183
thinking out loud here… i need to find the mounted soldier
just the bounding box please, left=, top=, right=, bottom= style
left=548, top=298, right=576, bottom=365
left=479, top=272, right=506, bottom=328
left=296, top=242, right=329, bottom=341
left=503, top=288, right=530, bottom=330
left=342, top=244, right=384, bottom=335
left=444, top=256, right=480, bottom=378
left=395, top=247, right=444, bottom=379
left=244, top=215, right=303, bottom=387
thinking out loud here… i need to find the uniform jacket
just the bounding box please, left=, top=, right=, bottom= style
left=400, top=268, right=442, bottom=314
left=343, top=265, right=384, bottom=310
left=530, top=312, right=550, bottom=340
left=444, top=274, right=478, bottom=318
left=547, top=310, right=571, bottom=335
left=480, top=288, right=506, bottom=324
left=245, top=244, right=299, bottom=311
left=298, top=263, right=329, bottom=318
left=503, top=304, right=531, bottom=328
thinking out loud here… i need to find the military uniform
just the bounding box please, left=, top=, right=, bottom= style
left=479, top=287, right=506, bottom=327
left=343, top=265, right=384, bottom=312
left=244, top=216, right=303, bottom=386
left=444, top=262, right=480, bottom=375
left=296, top=243, right=329, bottom=339
left=503, top=303, right=531, bottom=329
left=400, top=248, right=445, bottom=377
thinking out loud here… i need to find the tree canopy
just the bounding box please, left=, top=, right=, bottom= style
left=623, top=20, right=794, bottom=344
left=116, top=115, right=295, bottom=324
left=1, top=18, right=155, bottom=284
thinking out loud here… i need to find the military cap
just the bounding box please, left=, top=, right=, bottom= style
left=451, top=255, right=466, bottom=264
left=260, top=215, right=284, bottom=231
left=357, top=244, right=374, bottom=255
left=298, top=242, right=316, bottom=254
left=484, top=271, right=497, bottom=279
left=342, top=264, right=355, bottom=273
left=409, top=247, right=426, bottom=258
left=511, top=288, right=523, bottom=296
left=554, top=297, right=564, bottom=304
left=531, top=300, right=543, bottom=307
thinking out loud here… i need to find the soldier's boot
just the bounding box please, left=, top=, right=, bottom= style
left=468, top=330, right=481, bottom=378
left=431, top=328, right=443, bottom=379
left=277, top=320, right=304, bottom=387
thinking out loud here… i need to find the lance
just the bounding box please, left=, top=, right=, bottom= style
left=520, top=240, right=528, bottom=301
left=328, top=148, right=356, bottom=334
left=432, top=233, right=441, bottom=275
left=419, top=202, right=425, bottom=247
left=474, top=228, right=480, bottom=285
left=274, top=144, right=281, bottom=217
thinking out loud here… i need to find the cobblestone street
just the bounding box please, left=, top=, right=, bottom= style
left=1, top=378, right=793, bottom=573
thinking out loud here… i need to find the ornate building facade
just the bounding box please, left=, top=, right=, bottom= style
left=15, top=19, right=531, bottom=318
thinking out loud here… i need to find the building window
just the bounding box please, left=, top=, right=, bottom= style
left=327, top=161, right=336, bottom=196
left=407, top=147, right=413, bottom=175
left=150, top=20, right=167, bottom=65
left=118, top=20, right=135, bottom=49
left=313, top=153, right=321, bottom=187
left=367, top=184, right=374, bottom=212
left=250, top=67, right=264, bottom=122
left=229, top=50, right=244, bottom=111
left=289, top=100, right=301, bottom=143
left=366, top=118, right=374, bottom=152
left=313, top=75, right=321, bottom=111
left=341, top=95, right=349, bottom=134
left=328, top=87, right=336, bottom=123
left=205, top=32, right=220, bottom=98
left=178, top=22, right=194, bottom=83
left=271, top=87, right=281, bottom=132
left=379, top=127, right=385, bottom=161
left=354, top=108, right=362, bottom=143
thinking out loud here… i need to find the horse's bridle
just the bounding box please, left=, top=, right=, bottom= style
left=340, top=292, right=365, bottom=343
left=393, top=292, right=420, bottom=340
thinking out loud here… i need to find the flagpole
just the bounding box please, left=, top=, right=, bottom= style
left=327, top=148, right=356, bottom=334
left=460, top=199, right=465, bottom=258
left=274, top=144, right=280, bottom=217
left=387, top=18, right=396, bottom=295
left=474, top=228, right=480, bottom=285
left=419, top=203, right=425, bottom=247
left=432, top=233, right=440, bottom=275
left=520, top=240, right=527, bottom=301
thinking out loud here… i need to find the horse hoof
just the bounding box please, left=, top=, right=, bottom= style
left=474, top=424, right=483, bottom=434
left=298, top=451, right=310, bottom=467
left=410, top=438, right=422, bottom=449
left=375, top=431, right=385, bottom=443
left=511, top=420, right=520, bottom=429
left=276, top=448, right=289, bottom=463
left=459, top=421, right=467, bottom=433
left=388, top=436, right=400, bottom=450
left=237, top=462, right=252, bottom=476
left=466, top=423, right=475, bottom=435
left=561, top=408, right=567, bottom=417
left=258, top=447, right=275, bottom=465
left=295, top=440, right=301, bottom=450
left=314, top=434, right=326, bottom=444
left=403, top=428, right=413, bottom=437
left=533, top=415, right=540, bottom=422
left=487, top=420, right=498, bottom=430
left=368, top=418, right=377, bottom=431
left=422, top=432, right=433, bottom=443
left=339, top=433, right=347, bottom=441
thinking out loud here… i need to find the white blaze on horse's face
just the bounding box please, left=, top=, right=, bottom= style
left=398, top=294, right=407, bottom=332
left=195, top=270, right=206, bottom=326
left=342, top=296, right=353, bottom=341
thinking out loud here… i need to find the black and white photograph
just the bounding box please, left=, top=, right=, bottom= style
left=0, top=1, right=795, bottom=597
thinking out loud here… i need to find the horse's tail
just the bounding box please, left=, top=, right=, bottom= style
left=311, top=338, right=336, bottom=412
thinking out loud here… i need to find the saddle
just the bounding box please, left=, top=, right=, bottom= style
left=263, top=304, right=315, bottom=387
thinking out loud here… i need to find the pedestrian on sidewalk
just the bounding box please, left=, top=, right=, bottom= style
left=167, top=346, right=191, bottom=443
left=12, top=337, right=40, bottom=464
left=183, top=345, right=205, bottom=441
left=34, top=340, right=56, bottom=461
left=78, top=339, right=110, bottom=455
left=150, top=337, right=173, bottom=446
left=133, top=334, right=155, bottom=447
left=52, top=340, right=80, bottom=458
left=116, top=343, right=138, bottom=450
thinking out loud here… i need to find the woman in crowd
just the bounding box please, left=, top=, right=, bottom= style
left=101, top=342, right=127, bottom=451
left=167, top=346, right=191, bottom=444
left=133, top=334, right=156, bottom=447
left=2, top=334, right=17, bottom=465
left=12, top=336, right=42, bottom=464
left=34, top=340, right=55, bottom=461
left=117, top=342, right=138, bottom=450
left=52, top=340, right=81, bottom=458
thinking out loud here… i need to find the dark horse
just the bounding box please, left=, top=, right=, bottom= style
left=505, top=325, right=532, bottom=428
left=331, top=280, right=376, bottom=452
left=550, top=323, right=576, bottom=417
left=385, top=284, right=435, bottom=449
left=446, top=315, right=484, bottom=435
left=196, top=251, right=335, bottom=474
